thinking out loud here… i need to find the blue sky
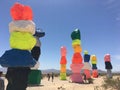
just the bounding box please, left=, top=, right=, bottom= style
left=0, top=0, right=120, bottom=71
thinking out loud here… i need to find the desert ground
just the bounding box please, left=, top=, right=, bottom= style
left=4, top=76, right=105, bottom=90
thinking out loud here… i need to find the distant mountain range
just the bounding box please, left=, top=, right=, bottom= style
left=41, top=69, right=72, bottom=74
left=41, top=69, right=106, bottom=74
left=1, top=68, right=119, bottom=75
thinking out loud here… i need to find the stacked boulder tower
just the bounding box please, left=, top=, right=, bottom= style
left=91, top=55, right=98, bottom=78
left=0, top=2, right=37, bottom=90
left=28, top=29, right=45, bottom=85
left=104, top=54, right=113, bottom=78
left=70, top=29, right=83, bottom=83
left=82, top=50, right=91, bottom=79
left=60, top=46, right=67, bottom=80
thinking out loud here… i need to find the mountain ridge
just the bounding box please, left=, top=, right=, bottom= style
left=1, top=68, right=119, bottom=74
left=41, top=69, right=106, bottom=74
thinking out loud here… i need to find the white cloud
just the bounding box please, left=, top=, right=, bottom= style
left=116, top=17, right=120, bottom=21
left=104, top=0, right=120, bottom=23
left=102, top=0, right=116, bottom=6
left=106, top=0, right=116, bottom=4
left=112, top=64, right=120, bottom=72
left=112, top=55, right=120, bottom=60
left=116, top=13, right=120, bottom=21
left=104, top=0, right=118, bottom=9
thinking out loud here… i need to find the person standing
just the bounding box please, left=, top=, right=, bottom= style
left=0, top=71, right=4, bottom=90
left=82, top=73, right=87, bottom=83
left=51, top=72, right=54, bottom=82
left=47, top=73, right=50, bottom=81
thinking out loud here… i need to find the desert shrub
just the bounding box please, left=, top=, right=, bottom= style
left=94, top=86, right=102, bottom=90
left=41, top=74, right=46, bottom=79
left=87, top=78, right=94, bottom=84
left=99, top=73, right=106, bottom=76
left=102, top=77, right=120, bottom=90
left=54, top=73, right=59, bottom=77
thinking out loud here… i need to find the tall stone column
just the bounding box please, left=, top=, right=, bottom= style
left=0, top=2, right=36, bottom=90
left=70, top=29, right=83, bottom=83
left=104, top=54, right=113, bottom=78
left=91, top=55, right=98, bottom=78
left=60, top=46, right=67, bottom=80
left=82, top=50, right=91, bottom=79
